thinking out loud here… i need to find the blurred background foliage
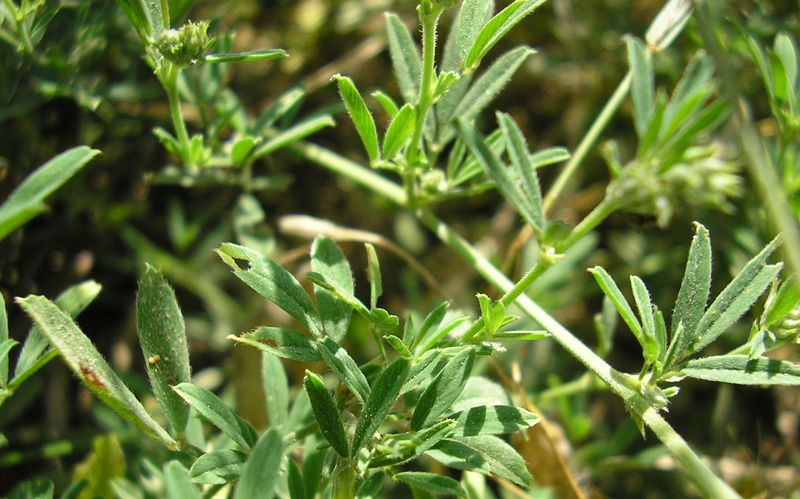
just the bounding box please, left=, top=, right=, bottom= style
left=0, top=0, right=798, bottom=497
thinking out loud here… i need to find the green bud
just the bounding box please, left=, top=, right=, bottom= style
left=153, top=21, right=214, bottom=66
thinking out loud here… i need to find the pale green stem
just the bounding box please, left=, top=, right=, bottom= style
left=555, top=197, right=620, bottom=252
left=158, top=63, right=192, bottom=168
left=544, top=71, right=632, bottom=213
left=292, top=140, right=740, bottom=498
left=332, top=460, right=355, bottom=499
left=693, top=3, right=800, bottom=281
left=405, top=9, right=441, bottom=205
left=535, top=372, right=606, bottom=403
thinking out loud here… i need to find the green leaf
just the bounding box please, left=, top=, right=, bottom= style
left=368, top=419, right=458, bottom=468
left=217, top=243, right=321, bottom=336
left=426, top=435, right=532, bottom=486
left=8, top=480, right=54, bottom=499
left=233, top=193, right=274, bottom=257
left=457, top=118, right=542, bottom=233
left=16, top=296, right=174, bottom=448
left=450, top=405, right=540, bottom=437
left=0, top=339, right=17, bottom=389
left=253, top=87, right=306, bottom=133
left=115, top=0, right=159, bottom=40
left=385, top=13, right=421, bottom=103
left=251, top=115, right=336, bottom=159
left=463, top=0, right=545, bottom=71
left=306, top=271, right=369, bottom=317
left=311, top=237, right=354, bottom=343
left=371, top=90, right=400, bottom=119
left=667, top=223, right=712, bottom=367
left=589, top=267, right=646, bottom=351
left=71, top=433, right=126, bottom=499
left=625, top=35, right=654, bottom=137
left=630, top=275, right=658, bottom=363
left=173, top=383, right=257, bottom=449
left=136, top=265, right=191, bottom=436
left=333, top=74, right=380, bottom=163
left=351, top=358, right=411, bottom=456
left=0, top=293, right=7, bottom=387
left=287, top=459, right=306, bottom=499
left=262, top=353, right=289, bottom=428
left=775, top=33, right=798, bottom=101
left=497, top=112, right=545, bottom=232
left=529, top=147, right=570, bottom=169
left=302, top=439, right=327, bottom=499
left=395, top=472, right=462, bottom=496
left=231, top=136, right=256, bottom=166
left=304, top=370, right=350, bottom=458
left=229, top=327, right=321, bottom=362
left=356, top=472, right=386, bottom=499
left=662, top=54, right=715, bottom=138
left=450, top=46, right=534, bottom=126
left=492, top=330, right=548, bottom=341
left=189, top=450, right=245, bottom=484
left=411, top=302, right=449, bottom=351
left=692, top=237, right=783, bottom=352
left=12, top=281, right=102, bottom=389
left=411, top=348, right=476, bottom=430
left=401, top=349, right=442, bottom=395
left=234, top=429, right=283, bottom=499
left=318, top=338, right=371, bottom=405
left=382, top=103, right=416, bottom=160
left=365, top=243, right=382, bottom=309
left=204, top=48, right=288, bottom=64
left=164, top=461, right=200, bottom=499
left=442, top=0, right=495, bottom=72
left=762, top=278, right=800, bottom=328
left=682, top=355, right=800, bottom=385
left=0, top=147, right=100, bottom=241
left=384, top=335, right=412, bottom=359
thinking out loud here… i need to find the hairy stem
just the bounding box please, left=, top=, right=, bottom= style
left=405, top=9, right=441, bottom=205
left=158, top=64, right=193, bottom=169
left=544, top=71, right=632, bottom=213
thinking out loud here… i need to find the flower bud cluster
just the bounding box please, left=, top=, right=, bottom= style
left=153, top=21, right=213, bottom=67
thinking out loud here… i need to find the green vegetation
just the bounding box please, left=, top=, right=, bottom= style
left=0, top=0, right=798, bottom=497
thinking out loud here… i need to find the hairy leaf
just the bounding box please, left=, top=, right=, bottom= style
left=0, top=147, right=100, bottom=241
left=234, top=429, right=283, bottom=499
left=173, top=383, right=257, bottom=449
left=352, top=358, right=410, bottom=456
left=385, top=13, right=421, bottom=103
left=333, top=75, right=380, bottom=163
left=17, top=296, right=174, bottom=448
left=304, top=370, right=350, bottom=457
left=311, top=237, right=354, bottom=343
left=682, top=355, right=800, bottom=385
left=136, top=265, right=191, bottom=435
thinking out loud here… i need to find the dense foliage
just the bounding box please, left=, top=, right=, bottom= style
left=1, top=0, right=798, bottom=497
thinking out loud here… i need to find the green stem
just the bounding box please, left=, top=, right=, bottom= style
left=693, top=4, right=800, bottom=281
left=535, top=372, right=606, bottom=403
left=159, top=63, right=193, bottom=168
left=405, top=8, right=441, bottom=205
left=462, top=260, right=550, bottom=342
left=555, top=197, right=619, bottom=252
left=543, top=71, right=632, bottom=213
left=331, top=460, right=355, bottom=499
left=293, top=141, right=740, bottom=498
